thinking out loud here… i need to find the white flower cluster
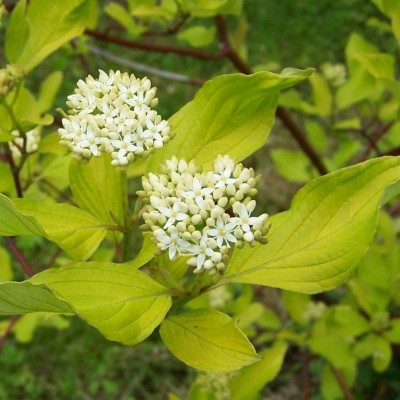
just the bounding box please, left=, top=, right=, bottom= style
left=58, top=70, right=172, bottom=166
left=138, top=155, right=269, bottom=273
left=321, top=62, right=346, bottom=86
left=9, top=128, right=40, bottom=161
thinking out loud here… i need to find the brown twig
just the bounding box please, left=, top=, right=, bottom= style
left=276, top=107, right=328, bottom=175
left=214, top=15, right=328, bottom=176
left=215, top=15, right=252, bottom=74
left=42, top=248, right=62, bottom=270
left=330, top=366, right=355, bottom=400
left=143, top=12, right=190, bottom=36
left=3, top=237, right=35, bottom=277
left=1, top=145, right=24, bottom=198
left=382, top=145, right=400, bottom=157
left=85, top=28, right=228, bottom=60
left=300, top=355, right=313, bottom=400
left=358, top=121, right=393, bottom=162
left=0, top=315, right=19, bottom=350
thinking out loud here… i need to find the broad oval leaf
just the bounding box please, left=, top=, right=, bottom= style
left=13, top=199, right=107, bottom=260
left=0, top=194, right=45, bottom=236
left=159, top=308, right=260, bottom=371
left=146, top=69, right=312, bottom=172
left=6, top=0, right=91, bottom=71
left=227, top=156, right=400, bottom=293
left=0, top=281, right=72, bottom=315
left=29, top=262, right=172, bottom=346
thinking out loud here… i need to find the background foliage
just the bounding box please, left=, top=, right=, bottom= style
left=1, top=0, right=400, bottom=399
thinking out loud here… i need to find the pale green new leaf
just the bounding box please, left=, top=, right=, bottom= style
left=181, top=0, right=243, bottom=17
left=353, top=333, right=392, bottom=372
left=354, top=53, right=395, bottom=80
left=38, top=71, right=63, bottom=112
left=69, top=154, right=126, bottom=230
left=30, top=262, right=172, bottom=345
left=13, top=86, right=54, bottom=130
left=385, top=318, right=400, bottom=344
left=0, top=281, right=72, bottom=315
left=337, top=34, right=384, bottom=109
left=13, top=198, right=107, bottom=260
left=160, top=309, right=260, bottom=371
left=309, top=336, right=355, bottom=369
left=146, top=69, right=312, bottom=172
left=6, top=0, right=91, bottom=71
left=353, top=52, right=400, bottom=97
left=382, top=0, right=400, bottom=49
left=227, top=157, right=400, bottom=293
left=271, top=149, right=316, bottom=183
left=105, top=3, right=145, bottom=35
left=0, top=194, right=45, bottom=236
left=177, top=26, right=215, bottom=47
left=4, top=0, right=28, bottom=63
left=229, top=340, right=288, bottom=400
left=309, top=72, right=332, bottom=117
left=13, top=312, right=70, bottom=343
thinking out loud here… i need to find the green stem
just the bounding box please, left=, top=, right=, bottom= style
left=120, top=168, right=133, bottom=262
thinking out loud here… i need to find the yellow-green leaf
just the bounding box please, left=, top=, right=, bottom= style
left=13, top=198, right=107, bottom=260
left=227, top=156, right=400, bottom=293
left=0, top=193, right=45, bottom=236
left=0, top=281, right=73, bottom=315
left=30, top=261, right=172, bottom=345
left=146, top=69, right=312, bottom=172
left=160, top=308, right=260, bottom=371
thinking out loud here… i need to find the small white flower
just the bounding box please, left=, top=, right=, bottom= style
left=156, top=228, right=192, bottom=260
left=207, top=216, right=238, bottom=247
left=157, top=202, right=188, bottom=229
left=182, top=177, right=214, bottom=208
left=188, top=235, right=216, bottom=270
left=110, top=132, right=137, bottom=159
left=231, top=203, right=263, bottom=232
left=213, top=166, right=236, bottom=188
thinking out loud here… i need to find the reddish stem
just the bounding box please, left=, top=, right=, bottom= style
left=3, top=237, right=35, bottom=277
left=85, top=28, right=228, bottom=60
left=383, top=145, right=400, bottom=157
left=330, top=366, right=355, bottom=400
left=0, top=315, right=19, bottom=350
left=358, top=121, right=394, bottom=162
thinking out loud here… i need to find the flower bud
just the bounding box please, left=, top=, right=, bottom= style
left=243, top=231, right=254, bottom=242
left=234, top=190, right=244, bottom=201
left=217, top=197, right=228, bottom=208
left=206, top=217, right=215, bottom=227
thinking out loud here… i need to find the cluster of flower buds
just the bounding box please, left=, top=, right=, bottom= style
left=0, top=1, right=7, bottom=27
left=9, top=128, right=40, bottom=161
left=321, top=62, right=346, bottom=86
left=0, top=64, right=25, bottom=97
left=137, top=155, right=269, bottom=273
left=58, top=70, right=172, bottom=166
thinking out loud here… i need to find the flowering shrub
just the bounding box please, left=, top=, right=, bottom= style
left=1, top=1, right=400, bottom=399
